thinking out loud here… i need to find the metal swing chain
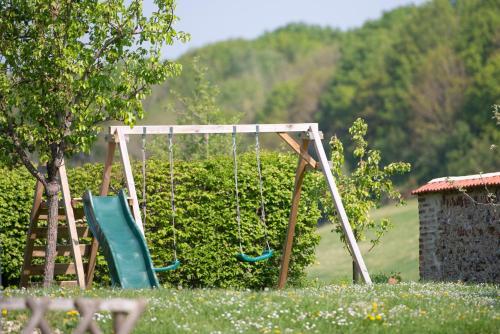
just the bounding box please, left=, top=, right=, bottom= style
left=168, top=128, right=178, bottom=260
left=141, top=127, right=147, bottom=225
left=232, top=126, right=243, bottom=253
left=255, top=126, right=271, bottom=251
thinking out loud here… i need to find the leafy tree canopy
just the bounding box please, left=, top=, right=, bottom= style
left=0, top=0, right=186, bottom=173
left=0, top=0, right=187, bottom=285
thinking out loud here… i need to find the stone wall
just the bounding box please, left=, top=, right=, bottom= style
left=418, top=187, right=500, bottom=283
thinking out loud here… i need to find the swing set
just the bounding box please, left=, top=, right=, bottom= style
left=20, top=123, right=372, bottom=289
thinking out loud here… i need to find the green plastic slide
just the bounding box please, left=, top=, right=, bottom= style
left=83, top=189, right=160, bottom=289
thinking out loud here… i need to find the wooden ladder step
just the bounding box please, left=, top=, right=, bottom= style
left=40, top=199, right=83, bottom=209
left=31, top=245, right=91, bottom=258
left=40, top=198, right=130, bottom=210
left=58, top=280, right=78, bottom=287
left=37, top=214, right=69, bottom=221
left=37, top=207, right=85, bottom=219
left=29, top=226, right=90, bottom=240
left=26, top=280, right=78, bottom=288
left=23, top=263, right=76, bottom=276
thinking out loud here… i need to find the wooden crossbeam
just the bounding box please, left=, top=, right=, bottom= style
left=110, top=123, right=317, bottom=135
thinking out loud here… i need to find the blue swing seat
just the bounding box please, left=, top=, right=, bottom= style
left=236, top=249, right=274, bottom=262
left=154, top=259, right=181, bottom=272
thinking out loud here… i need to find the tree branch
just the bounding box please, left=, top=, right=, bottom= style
left=4, top=119, right=47, bottom=188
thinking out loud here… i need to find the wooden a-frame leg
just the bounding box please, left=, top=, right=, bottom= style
left=86, top=141, right=116, bottom=288
left=117, top=130, right=143, bottom=234
left=59, top=162, right=86, bottom=289
left=277, top=139, right=310, bottom=289
left=310, top=126, right=372, bottom=284
left=100, top=141, right=117, bottom=196
left=20, top=181, right=44, bottom=288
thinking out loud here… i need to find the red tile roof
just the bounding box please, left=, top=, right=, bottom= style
left=412, top=172, right=500, bottom=195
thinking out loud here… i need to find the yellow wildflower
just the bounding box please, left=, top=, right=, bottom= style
left=66, top=310, right=79, bottom=316
left=1, top=309, right=7, bottom=316
left=367, top=314, right=375, bottom=321
left=372, top=302, right=378, bottom=311
left=375, top=314, right=382, bottom=321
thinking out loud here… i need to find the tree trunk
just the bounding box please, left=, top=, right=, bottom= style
left=43, top=180, right=60, bottom=288
left=352, top=260, right=361, bottom=284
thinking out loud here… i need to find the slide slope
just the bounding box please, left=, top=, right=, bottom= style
left=83, top=190, right=159, bottom=288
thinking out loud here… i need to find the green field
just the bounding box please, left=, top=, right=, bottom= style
left=2, top=282, right=498, bottom=333
left=307, top=199, right=419, bottom=283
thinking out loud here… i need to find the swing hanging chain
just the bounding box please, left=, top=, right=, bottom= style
left=232, top=127, right=243, bottom=254
left=141, top=127, right=147, bottom=226
left=255, top=126, right=271, bottom=251
left=168, top=128, right=178, bottom=261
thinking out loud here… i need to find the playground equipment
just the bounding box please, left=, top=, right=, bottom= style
left=20, top=164, right=89, bottom=289
left=140, top=127, right=180, bottom=271
left=20, top=123, right=372, bottom=289
left=232, top=126, right=274, bottom=262
left=83, top=189, right=177, bottom=288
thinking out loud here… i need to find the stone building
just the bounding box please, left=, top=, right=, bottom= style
left=412, top=172, right=500, bottom=283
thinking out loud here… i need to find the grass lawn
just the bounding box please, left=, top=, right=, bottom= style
left=307, top=199, right=419, bottom=283
left=2, top=201, right=498, bottom=333
left=2, top=283, right=498, bottom=333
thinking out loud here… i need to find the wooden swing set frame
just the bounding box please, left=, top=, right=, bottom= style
left=20, top=123, right=372, bottom=289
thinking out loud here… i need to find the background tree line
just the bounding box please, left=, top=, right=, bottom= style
left=142, top=0, right=498, bottom=186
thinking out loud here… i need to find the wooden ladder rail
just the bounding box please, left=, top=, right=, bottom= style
left=20, top=180, right=45, bottom=288
left=19, top=162, right=87, bottom=289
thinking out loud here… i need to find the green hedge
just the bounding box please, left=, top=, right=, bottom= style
left=0, top=167, right=34, bottom=286
left=0, top=152, right=321, bottom=288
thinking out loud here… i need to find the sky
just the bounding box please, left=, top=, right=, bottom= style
left=147, top=0, right=428, bottom=59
